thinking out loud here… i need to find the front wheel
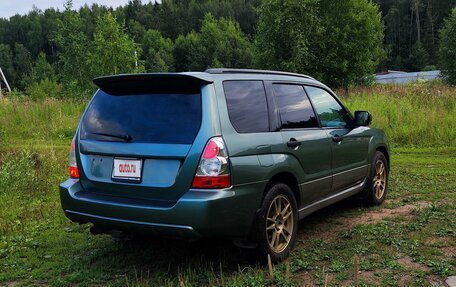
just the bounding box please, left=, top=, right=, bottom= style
left=364, top=151, right=389, bottom=205
left=256, top=183, right=298, bottom=263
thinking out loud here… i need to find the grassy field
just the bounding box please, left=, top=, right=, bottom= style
left=340, top=82, right=456, bottom=147
left=0, top=82, right=455, bottom=286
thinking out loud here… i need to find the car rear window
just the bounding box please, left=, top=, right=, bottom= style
left=223, top=80, right=269, bottom=133
left=80, top=90, right=202, bottom=144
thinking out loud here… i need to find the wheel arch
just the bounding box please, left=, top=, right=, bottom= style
left=263, top=172, right=300, bottom=207
left=376, top=145, right=390, bottom=170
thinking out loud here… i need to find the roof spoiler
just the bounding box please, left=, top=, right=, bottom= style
left=93, top=73, right=213, bottom=95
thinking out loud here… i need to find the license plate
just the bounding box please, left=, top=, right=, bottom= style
left=112, top=158, right=142, bottom=181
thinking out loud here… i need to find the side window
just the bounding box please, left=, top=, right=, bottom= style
left=305, top=86, right=350, bottom=128
left=223, top=80, right=269, bottom=133
left=273, top=84, right=318, bottom=129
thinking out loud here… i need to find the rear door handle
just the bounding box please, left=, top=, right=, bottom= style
left=287, top=138, right=302, bottom=148
left=332, top=135, right=344, bottom=143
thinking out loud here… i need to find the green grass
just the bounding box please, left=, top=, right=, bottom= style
left=0, top=98, right=86, bottom=147
left=340, top=82, right=456, bottom=147
left=0, top=82, right=455, bottom=286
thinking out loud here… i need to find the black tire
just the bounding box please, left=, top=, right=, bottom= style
left=255, top=182, right=298, bottom=263
left=364, top=151, right=389, bottom=206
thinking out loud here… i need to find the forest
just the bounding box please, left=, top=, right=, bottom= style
left=0, top=0, right=455, bottom=98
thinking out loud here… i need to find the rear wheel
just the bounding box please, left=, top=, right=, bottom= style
left=256, top=183, right=298, bottom=262
left=364, top=151, right=389, bottom=205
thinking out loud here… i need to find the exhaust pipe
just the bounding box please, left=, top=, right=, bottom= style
left=90, top=225, right=132, bottom=241
left=90, top=225, right=108, bottom=235
left=110, top=230, right=133, bottom=242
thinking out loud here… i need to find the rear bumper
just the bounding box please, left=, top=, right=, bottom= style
left=59, top=179, right=265, bottom=239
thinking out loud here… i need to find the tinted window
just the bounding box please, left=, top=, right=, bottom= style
left=273, top=84, right=318, bottom=129
left=305, top=86, right=349, bottom=128
left=223, top=81, right=269, bottom=133
left=80, top=90, right=201, bottom=144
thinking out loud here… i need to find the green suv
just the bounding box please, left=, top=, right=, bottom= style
left=60, top=69, right=389, bottom=261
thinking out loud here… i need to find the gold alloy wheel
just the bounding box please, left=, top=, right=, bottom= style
left=266, top=195, right=294, bottom=253
left=373, top=160, right=387, bottom=199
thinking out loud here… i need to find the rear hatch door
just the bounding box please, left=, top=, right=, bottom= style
left=77, top=74, right=211, bottom=206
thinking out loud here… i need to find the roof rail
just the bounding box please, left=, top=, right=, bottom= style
left=205, top=68, right=315, bottom=80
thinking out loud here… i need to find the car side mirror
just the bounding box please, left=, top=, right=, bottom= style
left=354, top=111, right=372, bottom=126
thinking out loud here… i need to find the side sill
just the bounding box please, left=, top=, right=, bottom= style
left=298, top=178, right=366, bottom=220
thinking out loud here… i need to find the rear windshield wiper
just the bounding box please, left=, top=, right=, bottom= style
left=91, top=132, right=133, bottom=142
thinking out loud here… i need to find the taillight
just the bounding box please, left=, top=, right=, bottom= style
left=192, top=137, right=231, bottom=189
left=69, top=136, right=80, bottom=178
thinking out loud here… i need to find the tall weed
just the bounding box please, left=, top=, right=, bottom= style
left=0, top=98, right=86, bottom=146
left=0, top=151, right=39, bottom=194
left=26, top=79, right=63, bottom=101
left=340, top=82, right=456, bottom=147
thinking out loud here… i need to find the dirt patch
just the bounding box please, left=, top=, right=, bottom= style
left=399, top=274, right=414, bottom=286
left=425, top=236, right=452, bottom=246
left=298, top=272, right=316, bottom=287
left=427, top=275, right=447, bottom=286
left=397, top=256, right=430, bottom=272
left=343, top=202, right=429, bottom=228
left=441, top=246, right=456, bottom=259
left=338, top=270, right=385, bottom=286
left=358, top=270, right=376, bottom=284
left=424, top=236, right=455, bottom=259
left=303, top=201, right=429, bottom=241
left=3, top=282, right=20, bottom=287
left=322, top=273, right=335, bottom=287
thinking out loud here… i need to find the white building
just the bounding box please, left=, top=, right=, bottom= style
left=375, top=70, right=441, bottom=84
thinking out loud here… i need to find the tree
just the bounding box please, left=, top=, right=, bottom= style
left=25, top=8, right=45, bottom=56
left=158, top=0, right=182, bottom=39
left=53, top=5, right=91, bottom=89
left=173, top=32, right=206, bottom=71
left=255, top=0, right=385, bottom=88
left=13, top=43, right=32, bottom=89
left=29, top=52, right=56, bottom=83
left=439, top=8, right=456, bottom=84
left=406, top=42, right=429, bottom=71
left=255, top=0, right=323, bottom=75
left=317, top=0, right=385, bottom=87
left=87, top=12, right=144, bottom=77
left=143, top=29, right=174, bottom=72
left=127, top=19, right=147, bottom=42
left=0, top=44, right=15, bottom=88
left=199, top=14, right=254, bottom=69
left=173, top=14, right=254, bottom=71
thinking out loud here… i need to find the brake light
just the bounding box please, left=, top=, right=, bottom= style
left=192, top=137, right=231, bottom=189
left=69, top=136, right=80, bottom=178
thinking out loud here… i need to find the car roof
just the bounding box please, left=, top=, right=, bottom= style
left=94, top=69, right=327, bottom=91
left=184, top=69, right=324, bottom=86
left=205, top=68, right=315, bottom=80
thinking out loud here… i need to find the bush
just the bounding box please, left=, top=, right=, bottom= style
left=26, top=79, right=63, bottom=101
left=422, top=65, right=437, bottom=72
left=61, top=80, right=94, bottom=99
left=8, top=89, right=26, bottom=100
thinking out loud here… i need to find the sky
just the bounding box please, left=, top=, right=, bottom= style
left=0, top=0, right=134, bottom=18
